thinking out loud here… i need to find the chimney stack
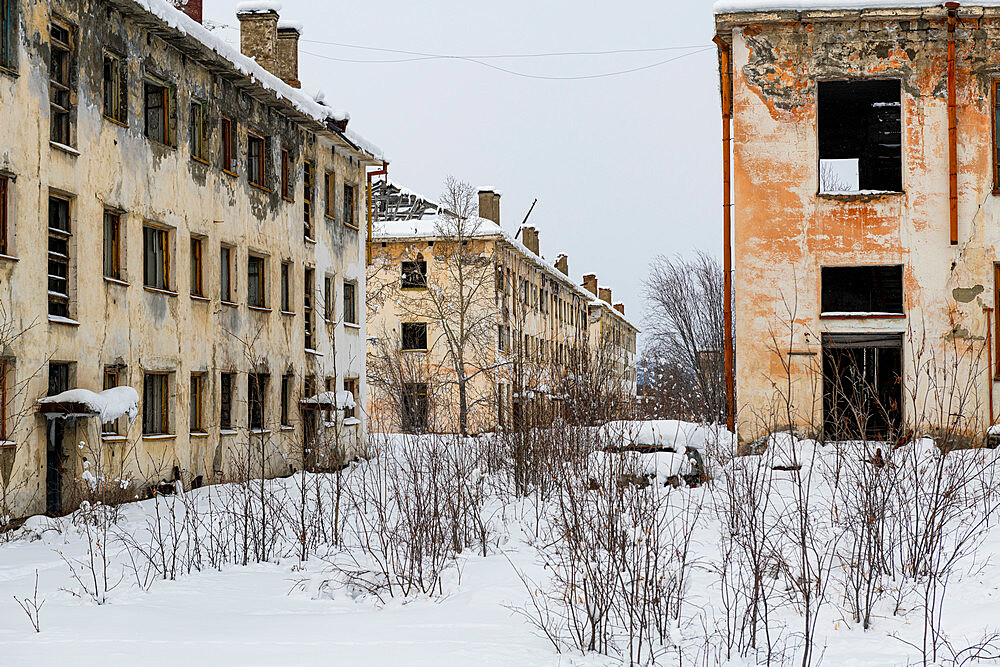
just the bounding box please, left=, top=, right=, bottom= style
left=555, top=254, right=568, bottom=275
left=521, top=226, right=539, bottom=256
left=477, top=187, right=501, bottom=226
left=613, top=302, right=625, bottom=316
left=276, top=21, right=302, bottom=88
left=582, top=274, right=598, bottom=296
left=170, top=0, right=203, bottom=23
left=599, top=287, right=612, bottom=304
left=237, top=2, right=281, bottom=77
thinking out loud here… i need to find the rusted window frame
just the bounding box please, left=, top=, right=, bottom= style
left=190, top=235, right=204, bottom=297
left=103, top=209, right=121, bottom=280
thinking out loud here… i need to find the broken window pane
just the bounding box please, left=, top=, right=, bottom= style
left=818, top=79, right=901, bottom=193
left=401, top=322, right=427, bottom=351
left=401, top=257, right=427, bottom=288
left=821, top=265, right=903, bottom=314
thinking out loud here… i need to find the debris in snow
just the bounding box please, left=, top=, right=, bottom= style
left=38, top=386, right=140, bottom=425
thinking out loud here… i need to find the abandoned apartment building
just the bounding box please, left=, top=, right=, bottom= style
left=714, top=1, right=1000, bottom=441
left=0, top=0, right=383, bottom=517
left=366, top=182, right=638, bottom=434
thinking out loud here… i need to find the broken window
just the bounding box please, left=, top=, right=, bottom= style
left=220, top=245, right=233, bottom=302
left=818, top=79, right=901, bottom=193
left=823, top=333, right=903, bottom=440
left=49, top=21, right=73, bottom=145
left=343, top=280, right=357, bottom=325
left=190, top=100, right=207, bottom=161
left=343, top=183, right=356, bottom=228
left=102, top=367, right=121, bottom=435
left=248, top=372, right=268, bottom=430
left=402, top=383, right=428, bottom=433
left=1, top=0, right=15, bottom=71
left=303, top=160, right=314, bottom=238
left=401, top=255, right=427, bottom=288
left=281, top=148, right=292, bottom=200
left=280, top=261, right=292, bottom=312
left=247, top=133, right=266, bottom=187
left=304, top=267, right=314, bottom=348
left=402, top=322, right=428, bottom=351
left=48, top=195, right=70, bottom=317
left=324, top=171, right=335, bottom=218
left=221, top=116, right=236, bottom=172
left=324, top=275, right=333, bottom=323
left=102, top=51, right=127, bottom=125
left=0, top=174, right=8, bottom=255
left=821, top=265, right=903, bottom=314
left=247, top=254, right=266, bottom=308
left=220, top=371, right=234, bottom=430
left=143, top=224, right=169, bottom=290
left=281, top=373, right=292, bottom=426
left=103, top=209, right=121, bottom=280
left=343, top=378, right=357, bottom=420
left=190, top=373, right=204, bottom=433
left=190, top=236, right=204, bottom=297
left=144, top=78, right=175, bottom=145
left=143, top=372, right=169, bottom=435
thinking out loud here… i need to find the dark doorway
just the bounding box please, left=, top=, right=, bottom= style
left=402, top=383, right=428, bottom=433
left=46, top=362, right=70, bottom=515
left=823, top=333, right=903, bottom=440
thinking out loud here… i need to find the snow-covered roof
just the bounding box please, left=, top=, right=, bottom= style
left=277, top=19, right=303, bottom=33
left=38, top=387, right=140, bottom=424
left=714, top=0, right=998, bottom=13
left=235, top=1, right=282, bottom=14
left=300, top=391, right=356, bottom=409
left=129, top=0, right=383, bottom=160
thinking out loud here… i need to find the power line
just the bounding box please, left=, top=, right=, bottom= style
left=299, top=38, right=711, bottom=60
left=299, top=46, right=714, bottom=81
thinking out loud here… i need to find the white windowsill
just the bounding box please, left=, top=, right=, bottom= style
left=220, top=429, right=238, bottom=436
left=50, top=141, right=80, bottom=156
left=48, top=315, right=80, bottom=326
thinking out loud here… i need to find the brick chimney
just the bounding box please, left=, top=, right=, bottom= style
left=599, top=287, right=612, bottom=304
left=170, top=0, right=202, bottom=23
left=613, top=302, right=625, bottom=316
left=582, top=274, right=598, bottom=296
left=555, top=254, right=568, bottom=275
left=276, top=21, right=302, bottom=88
left=521, top=226, right=539, bottom=256
left=478, top=187, right=500, bottom=226
left=237, top=2, right=281, bottom=77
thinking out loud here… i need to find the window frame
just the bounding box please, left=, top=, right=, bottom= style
left=303, top=160, right=314, bottom=239
left=190, top=372, right=205, bottom=433
left=0, top=0, right=16, bottom=72
left=103, top=209, right=122, bottom=280
left=143, top=76, right=174, bottom=146
left=401, top=322, right=428, bottom=351
left=142, top=372, right=170, bottom=436
left=102, top=50, right=127, bottom=126
left=281, top=148, right=292, bottom=201
left=0, top=174, right=8, bottom=256
left=49, top=20, right=73, bottom=146
left=280, top=260, right=292, bottom=312
left=304, top=267, right=314, bottom=349
left=221, top=115, right=236, bottom=174
left=220, top=244, right=233, bottom=303
left=190, top=235, right=204, bottom=297
left=142, top=223, right=170, bottom=291
left=343, top=183, right=357, bottom=229
left=343, top=280, right=357, bottom=325
left=280, top=373, right=293, bottom=427
left=102, top=367, right=122, bottom=435
left=248, top=372, right=268, bottom=431
left=401, top=257, right=427, bottom=289
left=324, top=275, right=333, bottom=323
left=343, top=377, right=357, bottom=420
left=47, top=195, right=71, bottom=317
left=247, top=132, right=267, bottom=189
left=247, top=253, right=266, bottom=308
left=324, top=171, right=336, bottom=219
left=220, top=371, right=234, bottom=430
left=820, top=264, right=905, bottom=317
left=190, top=99, right=208, bottom=162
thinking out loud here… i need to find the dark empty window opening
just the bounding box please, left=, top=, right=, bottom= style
left=402, top=383, right=428, bottom=433
left=821, top=265, right=903, bottom=315
left=401, top=322, right=427, bottom=351
left=818, top=79, right=901, bottom=193
left=401, top=256, right=427, bottom=288
left=248, top=133, right=266, bottom=187
left=823, top=333, right=903, bottom=440
left=144, top=78, right=174, bottom=145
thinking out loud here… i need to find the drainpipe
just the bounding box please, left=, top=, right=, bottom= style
left=947, top=2, right=959, bottom=245
left=987, top=305, right=995, bottom=426
left=714, top=34, right=736, bottom=433
left=366, top=161, right=389, bottom=266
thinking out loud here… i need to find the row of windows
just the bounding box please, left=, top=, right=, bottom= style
left=24, top=189, right=360, bottom=327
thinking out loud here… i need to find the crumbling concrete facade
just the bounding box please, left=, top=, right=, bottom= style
left=366, top=185, right=637, bottom=434
left=0, top=0, right=380, bottom=518
left=715, top=3, right=1000, bottom=441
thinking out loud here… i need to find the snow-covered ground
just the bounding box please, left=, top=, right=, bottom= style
left=1, top=428, right=1000, bottom=665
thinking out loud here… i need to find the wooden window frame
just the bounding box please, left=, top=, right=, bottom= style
left=190, top=236, right=204, bottom=297
left=343, top=378, right=357, bottom=420
left=142, top=224, right=170, bottom=290
left=324, top=171, right=336, bottom=219
left=248, top=372, right=268, bottom=431
left=190, top=99, right=208, bottom=161
left=281, top=148, right=292, bottom=201
left=280, top=373, right=292, bottom=427
left=220, top=244, right=233, bottom=303
left=401, top=322, right=428, bottom=351
left=221, top=116, right=236, bottom=173
left=48, top=195, right=71, bottom=317
left=102, top=367, right=121, bottom=435
left=343, top=280, right=357, bottom=325
left=220, top=371, right=234, bottom=430
left=0, top=175, right=8, bottom=256
left=280, top=260, right=292, bottom=312
left=49, top=21, right=73, bottom=146
left=190, top=372, right=205, bottom=433
left=247, top=132, right=266, bottom=188
left=343, top=183, right=357, bottom=229
left=103, top=209, right=122, bottom=280
left=102, top=50, right=127, bottom=125
left=142, top=372, right=170, bottom=435
left=995, top=263, right=1000, bottom=379
left=304, top=267, right=314, bottom=349
left=247, top=254, right=266, bottom=308
left=994, top=81, right=1000, bottom=194
left=324, top=275, right=333, bottom=323
left=1, top=0, right=16, bottom=72
left=143, top=77, right=174, bottom=146
left=0, top=360, right=9, bottom=441
left=303, top=160, right=314, bottom=239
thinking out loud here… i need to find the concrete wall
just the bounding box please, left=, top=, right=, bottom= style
left=719, top=7, right=1000, bottom=440
left=0, top=0, right=371, bottom=517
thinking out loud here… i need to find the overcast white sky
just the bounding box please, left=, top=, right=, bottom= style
left=205, top=1, right=722, bottom=341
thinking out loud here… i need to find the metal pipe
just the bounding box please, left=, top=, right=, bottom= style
left=365, top=161, right=389, bottom=266
left=714, top=34, right=736, bottom=432
left=947, top=2, right=960, bottom=245
left=987, top=306, right=995, bottom=426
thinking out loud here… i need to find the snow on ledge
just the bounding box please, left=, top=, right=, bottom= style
left=713, top=0, right=1000, bottom=13
left=38, top=387, right=140, bottom=424
left=301, top=391, right=356, bottom=409
left=277, top=19, right=303, bottom=33
left=236, top=1, right=282, bottom=14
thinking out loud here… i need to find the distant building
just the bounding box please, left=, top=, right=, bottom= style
left=367, top=183, right=637, bottom=433
left=0, top=0, right=381, bottom=517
